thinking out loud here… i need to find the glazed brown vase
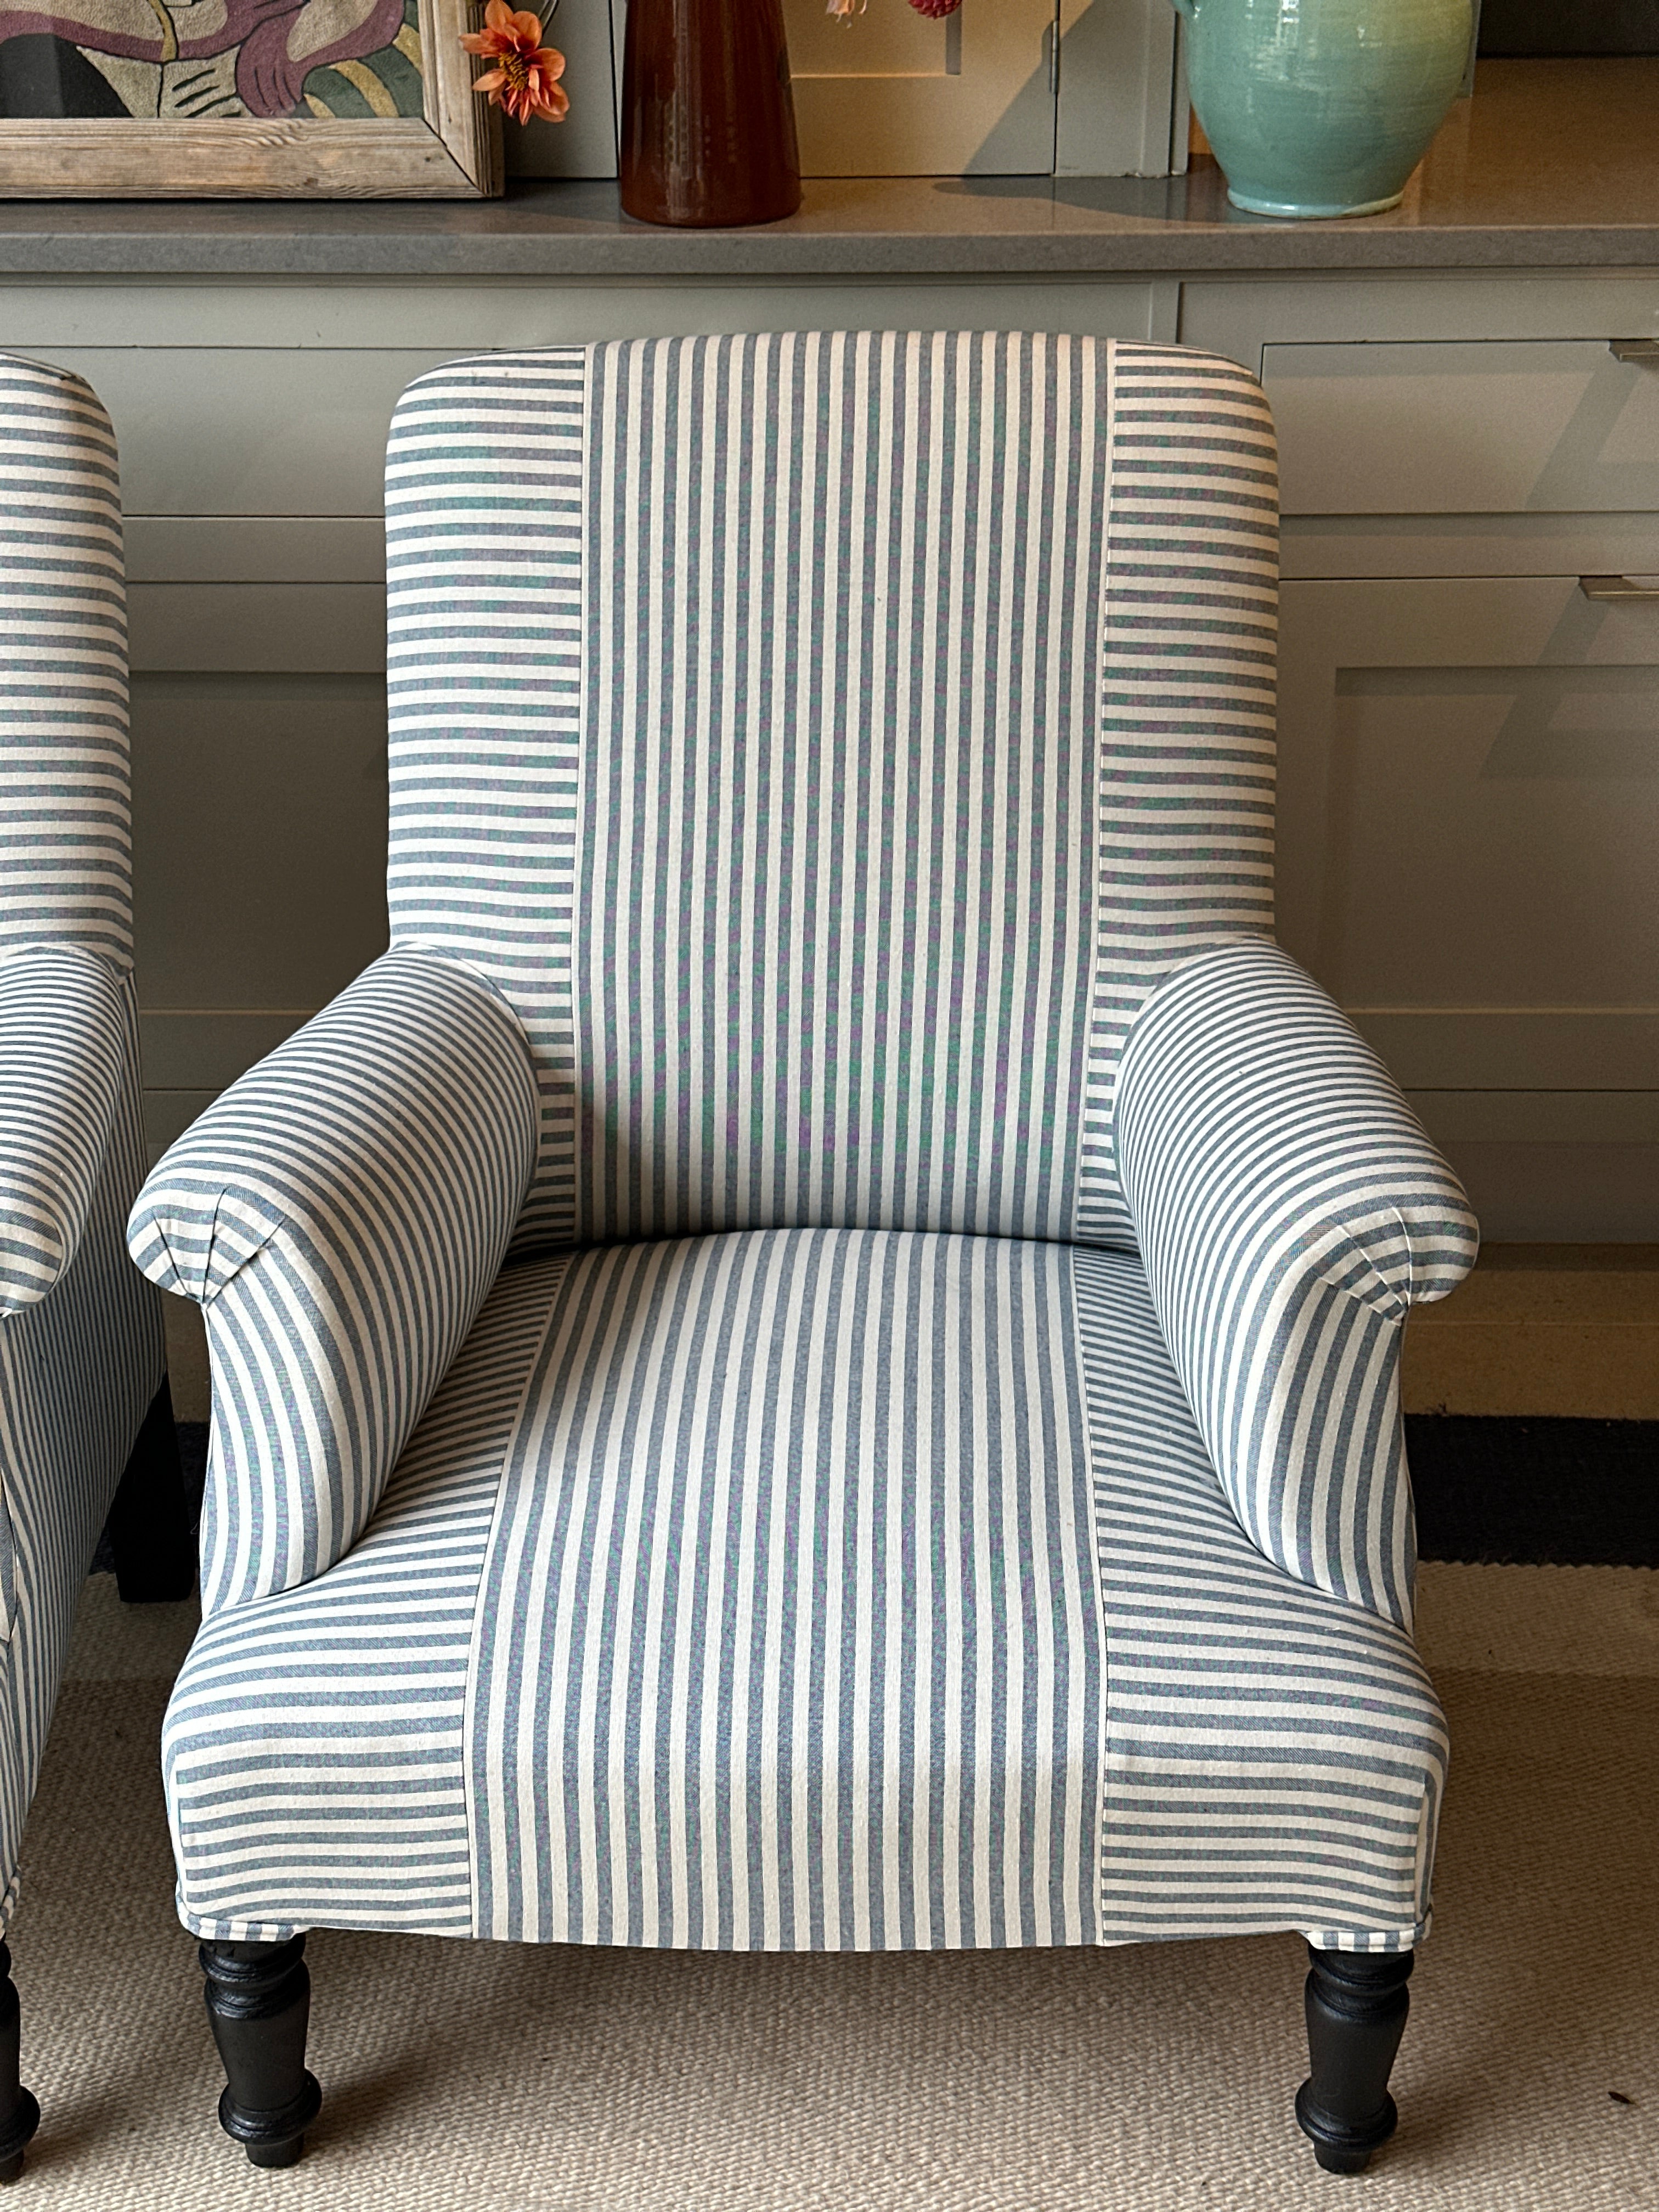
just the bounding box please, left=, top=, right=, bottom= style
left=620, top=0, right=803, bottom=228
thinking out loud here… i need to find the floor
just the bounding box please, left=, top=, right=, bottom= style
left=5, top=1562, right=1655, bottom=2211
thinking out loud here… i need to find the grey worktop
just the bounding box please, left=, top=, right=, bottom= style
left=3, top=59, right=1657, bottom=280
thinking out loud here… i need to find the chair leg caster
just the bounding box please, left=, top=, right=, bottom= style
left=1296, top=2080, right=1395, bottom=2172
left=0, top=1944, right=39, bottom=2186
left=1294, top=1944, right=1413, bottom=2176
left=200, top=1936, right=323, bottom=2170
left=0, top=2093, right=38, bottom=2187
left=218, top=2079, right=322, bottom=2169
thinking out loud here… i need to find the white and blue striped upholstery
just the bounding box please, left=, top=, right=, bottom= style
left=128, top=948, right=539, bottom=1616
left=0, top=358, right=133, bottom=970
left=1118, top=939, right=1478, bottom=1628
left=137, top=337, right=1473, bottom=1963
left=0, top=356, right=166, bottom=1929
left=380, top=336, right=1276, bottom=1252
left=164, top=1236, right=1443, bottom=1953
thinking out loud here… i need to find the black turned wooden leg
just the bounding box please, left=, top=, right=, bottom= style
left=0, top=1944, right=40, bottom=2184
left=1295, top=1945, right=1414, bottom=2174
left=200, top=1937, right=323, bottom=2169
left=109, top=1376, right=195, bottom=1604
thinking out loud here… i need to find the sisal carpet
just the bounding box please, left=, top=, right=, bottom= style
left=5, top=1565, right=1656, bottom=2211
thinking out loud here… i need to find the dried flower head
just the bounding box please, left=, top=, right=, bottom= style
left=461, top=0, right=568, bottom=123
left=907, top=0, right=961, bottom=15
left=826, top=0, right=867, bottom=19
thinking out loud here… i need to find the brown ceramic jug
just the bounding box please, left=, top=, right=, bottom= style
left=620, top=0, right=803, bottom=227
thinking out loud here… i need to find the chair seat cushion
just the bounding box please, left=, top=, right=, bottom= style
left=164, top=1232, right=1444, bottom=1955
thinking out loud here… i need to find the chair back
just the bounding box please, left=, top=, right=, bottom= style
left=385, top=334, right=1276, bottom=1252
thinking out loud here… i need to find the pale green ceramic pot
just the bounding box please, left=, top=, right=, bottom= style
left=1171, top=0, right=1473, bottom=219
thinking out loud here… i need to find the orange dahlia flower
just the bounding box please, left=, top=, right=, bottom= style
left=461, top=0, right=569, bottom=124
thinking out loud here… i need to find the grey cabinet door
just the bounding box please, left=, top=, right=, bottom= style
left=1278, top=572, right=1659, bottom=1240
left=129, top=584, right=392, bottom=1155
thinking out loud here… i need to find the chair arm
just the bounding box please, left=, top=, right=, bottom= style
left=1115, top=938, right=1478, bottom=1628
left=128, top=948, right=540, bottom=1617
left=0, top=945, right=126, bottom=1318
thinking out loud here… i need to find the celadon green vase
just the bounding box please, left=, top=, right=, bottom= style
left=1171, top=0, right=1473, bottom=219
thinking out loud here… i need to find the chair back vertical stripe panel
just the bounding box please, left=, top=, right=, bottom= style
left=575, top=331, right=1102, bottom=1246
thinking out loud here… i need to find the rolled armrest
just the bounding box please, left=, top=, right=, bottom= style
left=0, top=945, right=126, bottom=1317
left=1115, top=937, right=1478, bottom=1628
left=128, top=947, right=540, bottom=1616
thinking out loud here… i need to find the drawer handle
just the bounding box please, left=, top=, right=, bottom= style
left=1609, top=338, right=1659, bottom=363
left=1580, top=574, right=1659, bottom=601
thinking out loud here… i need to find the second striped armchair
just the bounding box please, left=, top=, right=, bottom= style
left=0, top=354, right=193, bottom=2181
left=130, top=334, right=1477, bottom=2179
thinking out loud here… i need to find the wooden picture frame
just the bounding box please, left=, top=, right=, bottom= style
left=0, top=0, right=502, bottom=198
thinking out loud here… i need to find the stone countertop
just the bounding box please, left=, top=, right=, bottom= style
left=2, top=59, right=1657, bottom=280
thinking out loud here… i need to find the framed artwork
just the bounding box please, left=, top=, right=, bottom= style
left=0, top=0, right=501, bottom=196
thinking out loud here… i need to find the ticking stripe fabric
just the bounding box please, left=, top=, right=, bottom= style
left=0, top=356, right=133, bottom=970
left=162, top=1232, right=1443, bottom=1952
left=0, top=945, right=126, bottom=1317
left=1078, top=1249, right=1444, bottom=1952
left=0, top=972, right=162, bottom=1929
left=383, top=349, right=585, bottom=1252
left=149, top=336, right=1471, bottom=1964
left=1078, top=347, right=1278, bottom=1244
left=1116, top=939, right=1480, bottom=1628
left=129, top=949, right=540, bottom=1618
left=469, top=1229, right=1104, bottom=1951
left=383, top=335, right=1272, bottom=1255
left=0, top=355, right=165, bottom=1934
left=166, top=1254, right=562, bottom=1943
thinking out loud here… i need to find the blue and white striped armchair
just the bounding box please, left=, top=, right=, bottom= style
left=130, top=336, right=1477, bottom=2178
left=0, top=355, right=191, bottom=2180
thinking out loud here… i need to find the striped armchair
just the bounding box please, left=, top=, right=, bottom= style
left=0, top=356, right=191, bottom=2179
left=131, top=336, right=1477, bottom=2178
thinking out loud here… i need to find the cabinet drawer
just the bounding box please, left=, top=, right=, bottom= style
left=1277, top=573, right=1659, bottom=1079
left=42, top=347, right=454, bottom=517
left=1265, top=340, right=1659, bottom=517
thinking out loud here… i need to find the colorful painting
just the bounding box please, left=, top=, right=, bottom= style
left=0, top=0, right=425, bottom=120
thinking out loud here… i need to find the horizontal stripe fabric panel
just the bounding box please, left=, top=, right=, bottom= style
left=1116, top=940, right=1480, bottom=1629
left=385, top=335, right=1274, bottom=1254
left=0, top=945, right=126, bottom=1318
left=0, top=355, right=166, bottom=1934
left=383, top=348, right=585, bottom=1256
left=1079, top=345, right=1279, bottom=1246
left=161, top=1232, right=1442, bottom=1951
left=0, top=355, right=133, bottom=971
